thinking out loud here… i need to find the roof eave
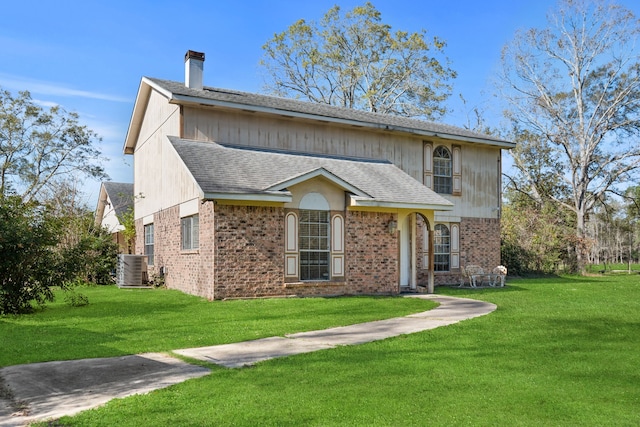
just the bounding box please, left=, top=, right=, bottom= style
left=203, top=191, right=292, bottom=203
left=349, top=196, right=454, bottom=211
left=123, top=78, right=176, bottom=154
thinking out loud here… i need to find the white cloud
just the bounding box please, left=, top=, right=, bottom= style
left=32, top=99, right=60, bottom=108
left=0, top=73, right=131, bottom=103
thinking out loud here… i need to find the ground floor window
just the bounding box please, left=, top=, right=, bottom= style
left=181, top=215, right=199, bottom=250
left=144, top=223, right=154, bottom=266
left=299, top=209, right=330, bottom=280
left=434, top=224, right=450, bottom=271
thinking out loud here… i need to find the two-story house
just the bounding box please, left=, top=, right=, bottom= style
left=95, top=181, right=134, bottom=253
left=123, top=50, right=514, bottom=300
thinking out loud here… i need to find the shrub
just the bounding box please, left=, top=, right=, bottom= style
left=0, top=196, right=69, bottom=314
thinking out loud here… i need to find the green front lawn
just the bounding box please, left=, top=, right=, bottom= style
left=0, top=286, right=435, bottom=367
left=46, top=275, right=640, bottom=426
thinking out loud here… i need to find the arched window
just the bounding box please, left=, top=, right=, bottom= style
left=433, top=146, right=452, bottom=194
left=434, top=224, right=450, bottom=272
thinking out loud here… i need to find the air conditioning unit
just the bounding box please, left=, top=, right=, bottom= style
left=117, top=254, right=148, bottom=287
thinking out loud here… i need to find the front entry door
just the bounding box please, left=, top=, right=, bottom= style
left=399, top=215, right=416, bottom=290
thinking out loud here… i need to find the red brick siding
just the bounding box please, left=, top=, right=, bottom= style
left=459, top=217, right=501, bottom=271
left=135, top=204, right=401, bottom=299
left=134, top=204, right=498, bottom=297
left=413, top=216, right=501, bottom=286
left=134, top=202, right=215, bottom=300
left=343, top=211, right=398, bottom=295
left=213, top=205, right=285, bottom=299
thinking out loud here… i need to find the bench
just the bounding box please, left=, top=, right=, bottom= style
left=460, top=265, right=507, bottom=287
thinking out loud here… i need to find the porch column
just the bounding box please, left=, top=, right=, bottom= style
left=428, top=225, right=435, bottom=294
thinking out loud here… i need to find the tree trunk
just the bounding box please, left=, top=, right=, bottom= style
left=576, top=209, right=587, bottom=274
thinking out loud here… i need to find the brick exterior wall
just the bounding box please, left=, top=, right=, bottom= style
left=343, top=211, right=398, bottom=295
left=459, top=216, right=501, bottom=272
left=213, top=207, right=399, bottom=299
left=135, top=203, right=499, bottom=298
left=136, top=202, right=216, bottom=300
left=136, top=204, right=401, bottom=299
left=213, top=205, right=285, bottom=299
left=414, top=216, right=501, bottom=286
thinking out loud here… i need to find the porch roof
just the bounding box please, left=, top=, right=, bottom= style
left=168, top=136, right=453, bottom=211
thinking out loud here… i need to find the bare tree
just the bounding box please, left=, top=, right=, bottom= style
left=500, top=0, right=640, bottom=273
left=260, top=2, right=456, bottom=120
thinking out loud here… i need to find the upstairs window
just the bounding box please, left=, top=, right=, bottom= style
left=433, top=146, right=452, bottom=194
left=181, top=215, right=199, bottom=250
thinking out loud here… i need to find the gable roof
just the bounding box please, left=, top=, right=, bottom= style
left=167, top=136, right=453, bottom=211
left=102, top=182, right=134, bottom=217
left=94, top=182, right=134, bottom=228
left=124, top=77, right=515, bottom=154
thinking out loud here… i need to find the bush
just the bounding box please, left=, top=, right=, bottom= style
left=62, top=221, right=119, bottom=286
left=0, top=196, right=69, bottom=314
left=63, top=288, right=90, bottom=307
left=0, top=197, right=118, bottom=315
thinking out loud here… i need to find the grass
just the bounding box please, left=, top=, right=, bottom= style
left=0, top=285, right=435, bottom=367
left=42, top=275, right=640, bottom=426
left=585, top=262, right=640, bottom=273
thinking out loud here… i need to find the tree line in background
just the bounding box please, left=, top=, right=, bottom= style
left=0, top=88, right=118, bottom=314
left=498, top=0, right=640, bottom=275
left=501, top=184, right=640, bottom=275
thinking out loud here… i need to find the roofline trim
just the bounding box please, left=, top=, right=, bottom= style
left=123, top=78, right=180, bottom=154
left=349, top=196, right=454, bottom=211
left=203, top=191, right=293, bottom=203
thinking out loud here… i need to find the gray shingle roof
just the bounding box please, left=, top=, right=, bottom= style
left=103, top=182, right=134, bottom=216
left=148, top=77, right=513, bottom=147
left=168, top=136, right=453, bottom=209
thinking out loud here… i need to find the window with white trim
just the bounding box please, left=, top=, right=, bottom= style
left=433, top=146, right=452, bottom=194
left=144, top=223, right=154, bottom=266
left=434, top=224, right=450, bottom=272
left=181, top=215, right=199, bottom=250
left=299, top=210, right=330, bottom=280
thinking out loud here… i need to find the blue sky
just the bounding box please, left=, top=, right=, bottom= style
left=2, top=0, right=639, bottom=206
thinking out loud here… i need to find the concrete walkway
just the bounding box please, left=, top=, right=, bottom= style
left=0, top=295, right=495, bottom=426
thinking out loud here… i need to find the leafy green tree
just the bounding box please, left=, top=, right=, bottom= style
left=499, top=0, right=640, bottom=273
left=0, top=89, right=117, bottom=313
left=261, top=2, right=456, bottom=119
left=117, top=207, right=136, bottom=254
left=501, top=189, right=574, bottom=275
left=62, top=217, right=119, bottom=286
left=0, top=196, right=67, bottom=314
left=0, top=194, right=119, bottom=314
left=0, top=87, right=107, bottom=201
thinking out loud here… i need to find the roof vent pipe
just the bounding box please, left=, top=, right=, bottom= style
left=184, top=50, right=205, bottom=90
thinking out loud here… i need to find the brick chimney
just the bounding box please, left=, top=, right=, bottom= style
left=184, top=50, right=205, bottom=90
